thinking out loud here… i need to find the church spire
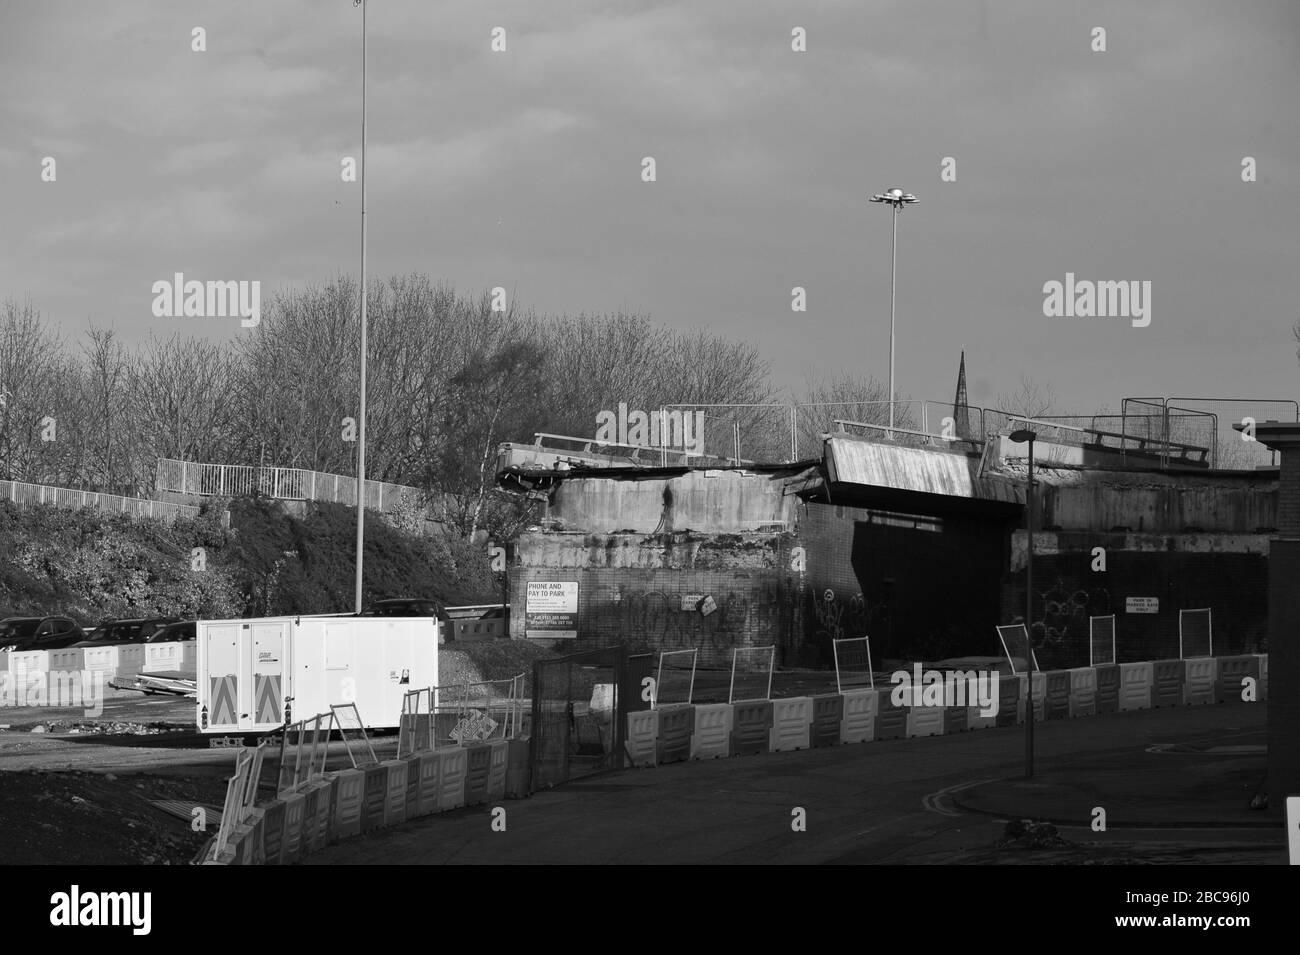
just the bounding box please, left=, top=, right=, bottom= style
left=952, top=349, right=971, bottom=439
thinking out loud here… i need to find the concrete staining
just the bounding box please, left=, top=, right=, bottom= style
left=500, top=439, right=1277, bottom=664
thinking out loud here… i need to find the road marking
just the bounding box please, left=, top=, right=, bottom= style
left=1146, top=730, right=1262, bottom=754
left=922, top=778, right=998, bottom=817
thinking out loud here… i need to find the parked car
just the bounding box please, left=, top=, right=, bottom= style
left=146, top=620, right=196, bottom=643
left=0, top=615, right=85, bottom=652
left=71, top=617, right=178, bottom=649
left=361, top=598, right=449, bottom=621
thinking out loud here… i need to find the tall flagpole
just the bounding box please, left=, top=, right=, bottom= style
left=354, top=0, right=369, bottom=614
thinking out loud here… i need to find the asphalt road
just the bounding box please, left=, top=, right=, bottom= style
left=305, top=702, right=1283, bottom=865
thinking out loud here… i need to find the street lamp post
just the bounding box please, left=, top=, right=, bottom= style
left=1010, top=428, right=1037, bottom=778
left=354, top=0, right=369, bottom=614
left=869, top=187, right=918, bottom=434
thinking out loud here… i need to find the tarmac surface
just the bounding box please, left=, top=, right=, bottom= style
left=304, top=701, right=1283, bottom=865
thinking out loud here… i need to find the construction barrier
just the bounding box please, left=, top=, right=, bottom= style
left=402, top=754, right=423, bottom=819
left=504, top=738, right=531, bottom=797
left=626, top=710, right=659, bottom=768
left=769, top=697, right=813, bottom=752
left=690, top=703, right=732, bottom=759
left=484, top=739, right=509, bottom=801
left=1184, top=657, right=1217, bottom=705
left=1067, top=667, right=1097, bottom=718
left=143, top=640, right=196, bottom=676
left=82, top=644, right=145, bottom=684
left=331, top=768, right=365, bottom=839
left=657, top=704, right=695, bottom=764
left=413, top=750, right=443, bottom=816
left=320, top=773, right=341, bottom=845
left=1095, top=664, right=1120, bottom=715
left=280, top=790, right=307, bottom=864
left=381, top=758, right=409, bottom=825
left=1044, top=671, right=1070, bottom=720
left=301, top=784, right=322, bottom=855
left=233, top=810, right=265, bottom=866
left=210, top=650, right=1274, bottom=865
left=966, top=695, right=998, bottom=730
left=839, top=688, right=878, bottom=743
left=1152, top=659, right=1186, bottom=708
left=464, top=743, right=491, bottom=805
left=361, top=763, right=388, bottom=832
left=1118, top=662, right=1153, bottom=712
left=9, top=648, right=86, bottom=692
left=437, top=745, right=468, bottom=811
left=1016, top=673, right=1046, bottom=723
left=944, top=696, right=968, bottom=733
left=261, top=799, right=287, bottom=864
left=1216, top=655, right=1260, bottom=704
left=1257, top=654, right=1268, bottom=702
left=996, top=675, right=1020, bottom=727
left=876, top=692, right=907, bottom=740
left=906, top=700, right=945, bottom=738
left=811, top=693, right=845, bottom=746
left=731, top=699, right=774, bottom=755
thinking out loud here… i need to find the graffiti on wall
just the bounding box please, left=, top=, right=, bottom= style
left=1011, top=577, right=1112, bottom=648
left=617, top=581, right=782, bottom=659
left=808, top=589, right=876, bottom=643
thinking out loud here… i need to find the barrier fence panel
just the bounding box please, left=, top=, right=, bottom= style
left=654, top=649, right=697, bottom=708
left=996, top=624, right=1039, bottom=674
left=427, top=674, right=524, bottom=745
left=1180, top=608, right=1213, bottom=659
left=1164, top=397, right=1298, bottom=470
left=832, top=636, right=875, bottom=694
left=530, top=646, right=627, bottom=790
left=331, top=704, right=378, bottom=767
left=398, top=688, right=434, bottom=758
left=1089, top=615, right=1116, bottom=667
left=728, top=646, right=775, bottom=704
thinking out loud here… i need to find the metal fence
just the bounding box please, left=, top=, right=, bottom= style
left=530, top=645, right=630, bottom=790
left=155, top=458, right=425, bottom=512
left=1164, top=398, right=1299, bottom=469
left=0, top=479, right=199, bottom=521
left=516, top=396, right=1292, bottom=472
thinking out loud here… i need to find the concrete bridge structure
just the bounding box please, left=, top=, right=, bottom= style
left=497, top=404, right=1283, bottom=671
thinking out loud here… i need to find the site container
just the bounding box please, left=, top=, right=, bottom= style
left=196, top=614, right=438, bottom=736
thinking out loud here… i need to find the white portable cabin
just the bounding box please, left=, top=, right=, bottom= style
left=196, top=614, right=438, bottom=736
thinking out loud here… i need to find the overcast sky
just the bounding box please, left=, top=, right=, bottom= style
left=1, top=0, right=1297, bottom=420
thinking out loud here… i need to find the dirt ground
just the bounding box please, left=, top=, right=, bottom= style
left=0, top=768, right=227, bottom=864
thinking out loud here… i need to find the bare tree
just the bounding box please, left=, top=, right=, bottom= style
left=0, top=298, right=70, bottom=484
left=795, top=370, right=915, bottom=452
left=993, top=375, right=1058, bottom=420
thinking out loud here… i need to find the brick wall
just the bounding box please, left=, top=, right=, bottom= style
left=1002, top=536, right=1268, bottom=668
left=510, top=531, right=797, bottom=667
left=794, top=501, right=1008, bottom=665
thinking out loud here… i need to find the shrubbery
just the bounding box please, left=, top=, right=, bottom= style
left=0, top=497, right=498, bottom=624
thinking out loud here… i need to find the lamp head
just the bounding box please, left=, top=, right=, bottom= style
left=1010, top=429, right=1036, bottom=443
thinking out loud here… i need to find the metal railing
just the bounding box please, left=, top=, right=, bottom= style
left=155, top=458, right=426, bottom=513
left=0, top=479, right=199, bottom=521
left=516, top=396, right=1285, bottom=472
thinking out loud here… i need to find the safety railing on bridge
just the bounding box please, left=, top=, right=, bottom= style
left=155, top=458, right=426, bottom=513
left=512, top=396, right=1286, bottom=472
left=1, top=478, right=199, bottom=522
